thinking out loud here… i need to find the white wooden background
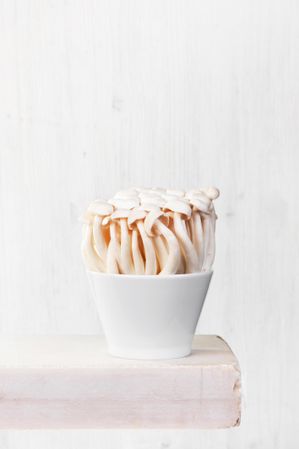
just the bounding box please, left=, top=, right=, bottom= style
left=0, top=0, right=298, bottom=447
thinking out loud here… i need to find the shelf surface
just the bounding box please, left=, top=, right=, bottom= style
left=0, top=335, right=241, bottom=429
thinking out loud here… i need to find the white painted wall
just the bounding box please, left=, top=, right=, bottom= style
left=0, top=0, right=298, bottom=447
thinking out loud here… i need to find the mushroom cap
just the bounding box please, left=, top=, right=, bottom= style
left=87, top=201, right=114, bottom=216
left=150, top=187, right=166, bottom=194
left=130, top=186, right=144, bottom=193
left=127, top=209, right=147, bottom=229
left=201, top=186, right=220, bottom=200
left=185, top=190, right=199, bottom=199
left=161, top=194, right=178, bottom=201
left=138, top=203, right=161, bottom=212
left=113, top=189, right=139, bottom=199
left=110, top=209, right=130, bottom=219
left=108, top=198, right=139, bottom=210
left=144, top=209, right=165, bottom=236
left=189, top=192, right=211, bottom=213
left=140, top=197, right=166, bottom=208
left=166, top=189, right=185, bottom=197
left=189, top=199, right=210, bottom=213
left=164, top=200, right=192, bottom=218
left=139, top=192, right=161, bottom=200
left=102, top=216, right=111, bottom=226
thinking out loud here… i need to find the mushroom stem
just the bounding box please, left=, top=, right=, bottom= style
left=176, top=248, right=185, bottom=274
left=132, top=229, right=145, bottom=274
left=119, top=218, right=134, bottom=274
left=153, top=235, right=168, bottom=272
left=186, top=219, right=193, bottom=241
left=93, top=216, right=107, bottom=267
left=106, top=222, right=120, bottom=274
left=202, top=209, right=217, bottom=271
left=137, top=221, right=157, bottom=275
left=155, top=220, right=181, bottom=275
left=190, top=210, right=204, bottom=270
left=81, top=224, right=104, bottom=272
left=173, top=212, right=198, bottom=273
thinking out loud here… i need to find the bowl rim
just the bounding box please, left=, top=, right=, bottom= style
left=87, top=269, right=213, bottom=280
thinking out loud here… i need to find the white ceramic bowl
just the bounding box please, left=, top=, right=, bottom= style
left=87, top=270, right=213, bottom=360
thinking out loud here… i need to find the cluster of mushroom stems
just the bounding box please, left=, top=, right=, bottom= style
left=81, top=187, right=220, bottom=275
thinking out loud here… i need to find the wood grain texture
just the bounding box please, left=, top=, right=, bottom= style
left=0, top=0, right=298, bottom=447
left=0, top=335, right=240, bottom=429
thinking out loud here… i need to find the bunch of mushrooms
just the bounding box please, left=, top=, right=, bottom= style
left=81, top=187, right=220, bottom=275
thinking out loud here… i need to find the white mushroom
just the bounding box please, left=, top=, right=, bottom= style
left=139, top=192, right=161, bottom=200
left=162, top=194, right=180, bottom=201
left=140, top=197, right=166, bottom=208
left=144, top=209, right=164, bottom=237
left=201, top=186, right=220, bottom=200
left=108, top=209, right=133, bottom=274
left=154, top=220, right=181, bottom=275
left=185, top=189, right=199, bottom=199
left=188, top=192, right=211, bottom=213
left=137, top=221, right=157, bottom=275
left=188, top=191, right=217, bottom=271
left=128, top=209, right=147, bottom=230
left=166, top=189, right=185, bottom=197
left=89, top=203, right=114, bottom=267
left=189, top=210, right=204, bottom=270
left=81, top=224, right=105, bottom=272
left=132, top=228, right=145, bottom=274
left=138, top=203, right=161, bottom=212
left=87, top=200, right=114, bottom=216
left=202, top=206, right=217, bottom=271
left=176, top=251, right=186, bottom=274
left=93, top=216, right=107, bottom=266
left=82, top=187, right=220, bottom=275
left=149, top=187, right=166, bottom=194
left=106, top=222, right=120, bottom=274
left=108, top=198, right=139, bottom=210
left=153, top=234, right=168, bottom=272
left=113, top=189, right=138, bottom=199
left=164, top=200, right=192, bottom=218
left=163, top=200, right=198, bottom=272
left=173, top=212, right=199, bottom=273
left=110, top=209, right=130, bottom=219
left=185, top=218, right=193, bottom=241
left=118, top=218, right=134, bottom=274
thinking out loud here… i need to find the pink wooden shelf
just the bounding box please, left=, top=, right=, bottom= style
left=0, top=335, right=241, bottom=429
